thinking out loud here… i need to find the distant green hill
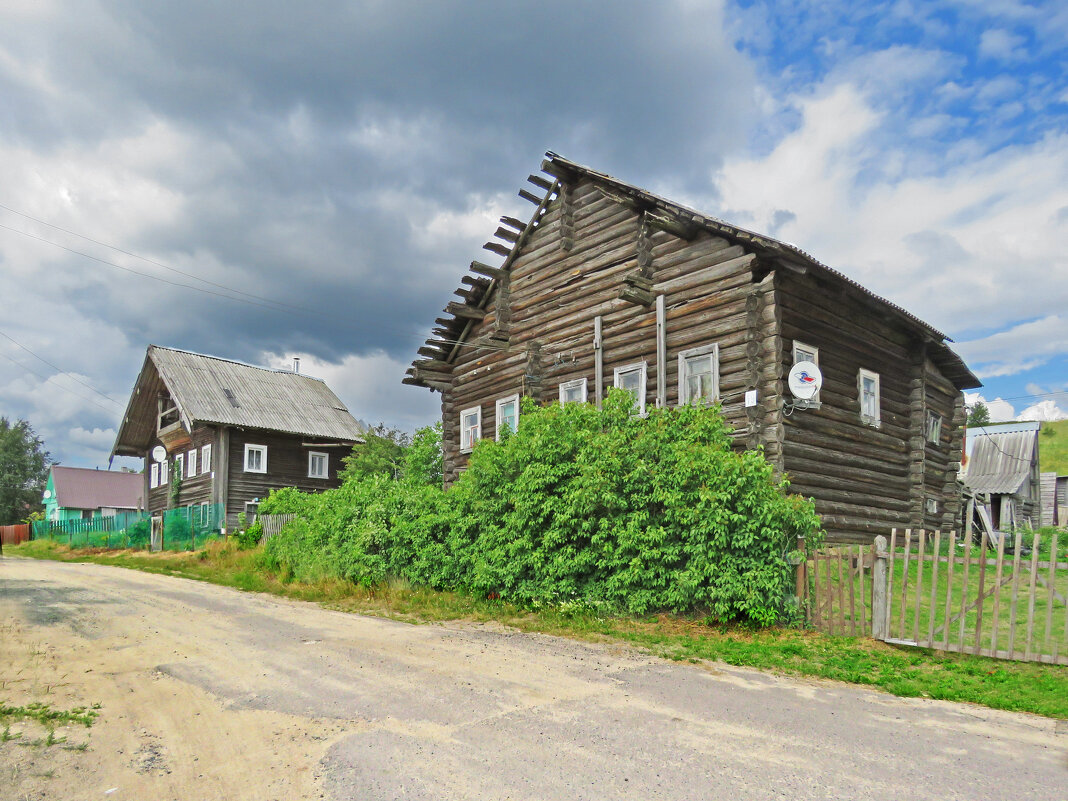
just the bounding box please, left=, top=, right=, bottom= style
left=1038, top=418, right=1068, bottom=476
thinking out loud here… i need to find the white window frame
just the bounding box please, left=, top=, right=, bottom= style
left=858, top=369, right=881, bottom=427
left=614, top=361, right=648, bottom=415
left=150, top=463, right=159, bottom=489
left=926, top=411, right=942, bottom=444
left=201, top=444, right=212, bottom=474
left=925, top=497, right=939, bottom=516
left=460, top=406, right=482, bottom=453
left=244, top=443, right=267, bottom=474
left=161, top=459, right=168, bottom=485
left=187, top=449, right=197, bottom=478
left=677, top=344, right=719, bottom=406
left=308, top=451, right=329, bottom=479
left=495, top=394, right=520, bottom=440
left=175, top=453, right=184, bottom=479
left=559, top=378, right=588, bottom=404
left=791, top=340, right=821, bottom=407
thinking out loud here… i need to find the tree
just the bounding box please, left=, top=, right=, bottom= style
left=967, top=401, right=991, bottom=427
left=340, top=423, right=412, bottom=482
left=0, top=417, right=52, bottom=525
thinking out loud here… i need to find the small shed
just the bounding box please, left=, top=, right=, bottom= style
left=43, top=466, right=144, bottom=521
left=962, top=422, right=1041, bottom=531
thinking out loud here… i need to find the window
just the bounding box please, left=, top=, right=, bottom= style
left=559, top=378, right=588, bottom=404
left=495, top=394, right=519, bottom=439
left=244, top=444, right=267, bottom=473
left=926, top=411, right=942, bottom=444
left=244, top=501, right=259, bottom=518
left=614, top=362, right=647, bottom=414
left=308, top=451, right=329, bottom=479
left=150, top=463, right=159, bottom=488
left=161, top=459, right=168, bottom=485
left=460, top=406, right=481, bottom=453
left=175, top=453, right=184, bottom=479
left=792, top=341, right=821, bottom=406
left=187, top=449, right=197, bottom=478
left=677, top=345, right=718, bottom=406
left=858, top=369, right=881, bottom=427
left=201, top=444, right=212, bottom=474
left=926, top=497, right=939, bottom=515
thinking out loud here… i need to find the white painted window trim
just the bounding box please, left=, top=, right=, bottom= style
left=161, top=459, right=168, bottom=485
left=926, top=411, right=943, bottom=444
left=187, top=449, right=197, bottom=478
left=460, top=406, right=482, bottom=453
left=559, top=378, right=588, bottom=404
left=613, top=361, right=648, bottom=415
left=495, top=393, right=520, bottom=440
left=791, top=340, right=821, bottom=406
left=858, top=369, right=881, bottom=427
left=201, top=444, right=212, bottom=474
left=150, top=463, right=159, bottom=488
left=677, top=345, right=719, bottom=406
left=175, top=453, right=184, bottom=479
left=308, top=451, right=329, bottom=479
left=244, top=443, right=268, bottom=474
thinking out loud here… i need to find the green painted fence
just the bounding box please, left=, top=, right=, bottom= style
left=32, top=504, right=225, bottom=551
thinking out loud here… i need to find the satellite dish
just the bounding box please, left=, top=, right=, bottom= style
left=43, top=490, right=52, bottom=500
left=788, top=361, right=823, bottom=400
left=152, top=446, right=167, bottom=463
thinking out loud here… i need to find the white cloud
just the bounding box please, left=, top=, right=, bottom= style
left=1017, top=399, right=1068, bottom=421
left=978, top=29, right=1027, bottom=61
left=955, top=315, right=1068, bottom=377
left=964, top=392, right=1017, bottom=422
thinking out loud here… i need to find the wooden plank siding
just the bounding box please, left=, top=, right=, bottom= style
left=415, top=158, right=979, bottom=544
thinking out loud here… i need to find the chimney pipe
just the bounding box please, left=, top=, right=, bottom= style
left=293, top=357, right=301, bottom=374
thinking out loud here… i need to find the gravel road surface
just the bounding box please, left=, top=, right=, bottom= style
left=1, top=556, right=1064, bottom=800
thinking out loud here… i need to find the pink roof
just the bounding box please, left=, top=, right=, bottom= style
left=51, top=466, right=143, bottom=510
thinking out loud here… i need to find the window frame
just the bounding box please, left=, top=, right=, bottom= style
left=858, top=369, right=881, bottom=427
left=201, top=444, right=212, bottom=474
left=160, top=459, right=168, bottom=485
left=187, top=449, right=197, bottom=478
left=614, top=361, right=648, bottom=415
left=926, top=410, right=943, bottom=445
left=677, top=344, right=719, bottom=407
left=244, top=444, right=267, bottom=474
left=150, top=463, right=159, bottom=489
left=791, top=340, right=821, bottom=407
left=495, top=394, right=520, bottom=440
left=559, top=378, right=588, bottom=405
left=308, top=451, right=329, bottom=479
left=175, top=453, right=184, bottom=479
left=459, top=406, right=482, bottom=453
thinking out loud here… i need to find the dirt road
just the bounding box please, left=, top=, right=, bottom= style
left=1, top=556, right=1064, bottom=800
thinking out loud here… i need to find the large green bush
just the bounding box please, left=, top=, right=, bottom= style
left=263, top=392, right=820, bottom=625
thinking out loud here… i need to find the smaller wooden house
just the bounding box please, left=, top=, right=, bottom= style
left=111, top=346, right=364, bottom=524
left=961, top=422, right=1042, bottom=532
left=42, top=466, right=143, bottom=521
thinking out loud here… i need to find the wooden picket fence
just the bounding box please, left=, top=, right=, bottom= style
left=804, top=528, right=1068, bottom=666
left=257, top=513, right=297, bottom=544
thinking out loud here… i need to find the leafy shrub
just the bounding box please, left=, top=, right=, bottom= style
left=125, top=519, right=150, bottom=548
left=264, top=399, right=821, bottom=625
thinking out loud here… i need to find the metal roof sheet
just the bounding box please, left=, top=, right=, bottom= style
left=112, top=346, right=365, bottom=455
left=50, top=466, right=143, bottom=510
left=962, top=428, right=1038, bottom=495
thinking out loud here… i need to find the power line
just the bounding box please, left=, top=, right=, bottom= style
left=0, top=328, right=122, bottom=406
left=0, top=203, right=312, bottom=314
left=0, top=222, right=304, bottom=315
left=0, top=350, right=119, bottom=414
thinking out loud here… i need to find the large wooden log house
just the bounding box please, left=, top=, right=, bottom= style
left=112, top=346, right=365, bottom=524
left=405, top=153, right=981, bottom=542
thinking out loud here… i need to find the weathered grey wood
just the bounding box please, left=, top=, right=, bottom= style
left=1024, top=528, right=1041, bottom=660
left=973, top=530, right=989, bottom=655
left=445, top=302, right=487, bottom=320
left=483, top=241, right=512, bottom=258
left=942, top=530, right=957, bottom=650
left=470, top=261, right=505, bottom=280
left=926, top=530, right=941, bottom=646
left=989, top=526, right=1007, bottom=655
left=957, top=533, right=974, bottom=647
left=1044, top=531, right=1058, bottom=655
left=1007, top=529, right=1024, bottom=658
left=912, top=529, right=926, bottom=642
left=847, top=545, right=857, bottom=635
left=872, top=535, right=889, bottom=640
left=518, top=188, right=542, bottom=205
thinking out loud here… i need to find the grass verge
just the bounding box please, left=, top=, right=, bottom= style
left=8, top=538, right=1068, bottom=719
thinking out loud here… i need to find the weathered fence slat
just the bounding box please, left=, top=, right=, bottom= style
left=941, top=530, right=956, bottom=650
left=957, top=534, right=974, bottom=647
left=886, top=529, right=898, bottom=641
left=837, top=549, right=846, bottom=633
left=898, top=529, right=913, bottom=639
left=973, top=531, right=990, bottom=656
left=989, top=529, right=1007, bottom=656
left=811, top=548, right=822, bottom=628
left=1024, top=529, right=1041, bottom=660
left=847, top=545, right=857, bottom=636
left=1044, top=532, right=1059, bottom=657
left=1007, top=530, right=1024, bottom=659
left=913, top=530, right=926, bottom=643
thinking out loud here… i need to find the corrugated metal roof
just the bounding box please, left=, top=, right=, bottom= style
left=112, top=346, right=364, bottom=455
left=963, top=428, right=1038, bottom=495
left=50, top=466, right=143, bottom=510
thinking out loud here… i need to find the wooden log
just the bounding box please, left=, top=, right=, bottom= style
left=494, top=226, right=520, bottom=243
left=483, top=241, right=512, bottom=258
left=518, top=188, right=542, bottom=205
left=470, top=261, right=504, bottom=280
left=527, top=174, right=553, bottom=191
left=500, top=215, right=525, bottom=230
left=445, top=302, right=487, bottom=321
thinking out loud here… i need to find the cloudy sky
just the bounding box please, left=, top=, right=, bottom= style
left=1, top=0, right=1066, bottom=468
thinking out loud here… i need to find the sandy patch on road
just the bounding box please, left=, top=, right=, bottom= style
left=0, top=612, right=343, bottom=801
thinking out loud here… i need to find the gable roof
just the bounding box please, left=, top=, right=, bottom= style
left=49, top=466, right=143, bottom=510
left=112, top=346, right=365, bottom=457
left=963, top=424, right=1039, bottom=495
left=406, top=152, right=980, bottom=392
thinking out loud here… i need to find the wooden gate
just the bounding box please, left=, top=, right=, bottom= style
left=805, top=529, right=1068, bottom=665
left=150, top=516, right=163, bottom=552
left=0, top=524, right=31, bottom=547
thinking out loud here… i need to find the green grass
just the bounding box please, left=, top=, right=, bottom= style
left=1039, top=418, right=1068, bottom=475
left=9, top=539, right=1068, bottom=719
left=0, top=702, right=98, bottom=729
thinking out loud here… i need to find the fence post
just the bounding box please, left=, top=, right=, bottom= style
left=871, top=535, right=889, bottom=641
left=794, top=535, right=806, bottom=609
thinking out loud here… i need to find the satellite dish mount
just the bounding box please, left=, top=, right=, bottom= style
left=785, top=361, right=823, bottom=415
